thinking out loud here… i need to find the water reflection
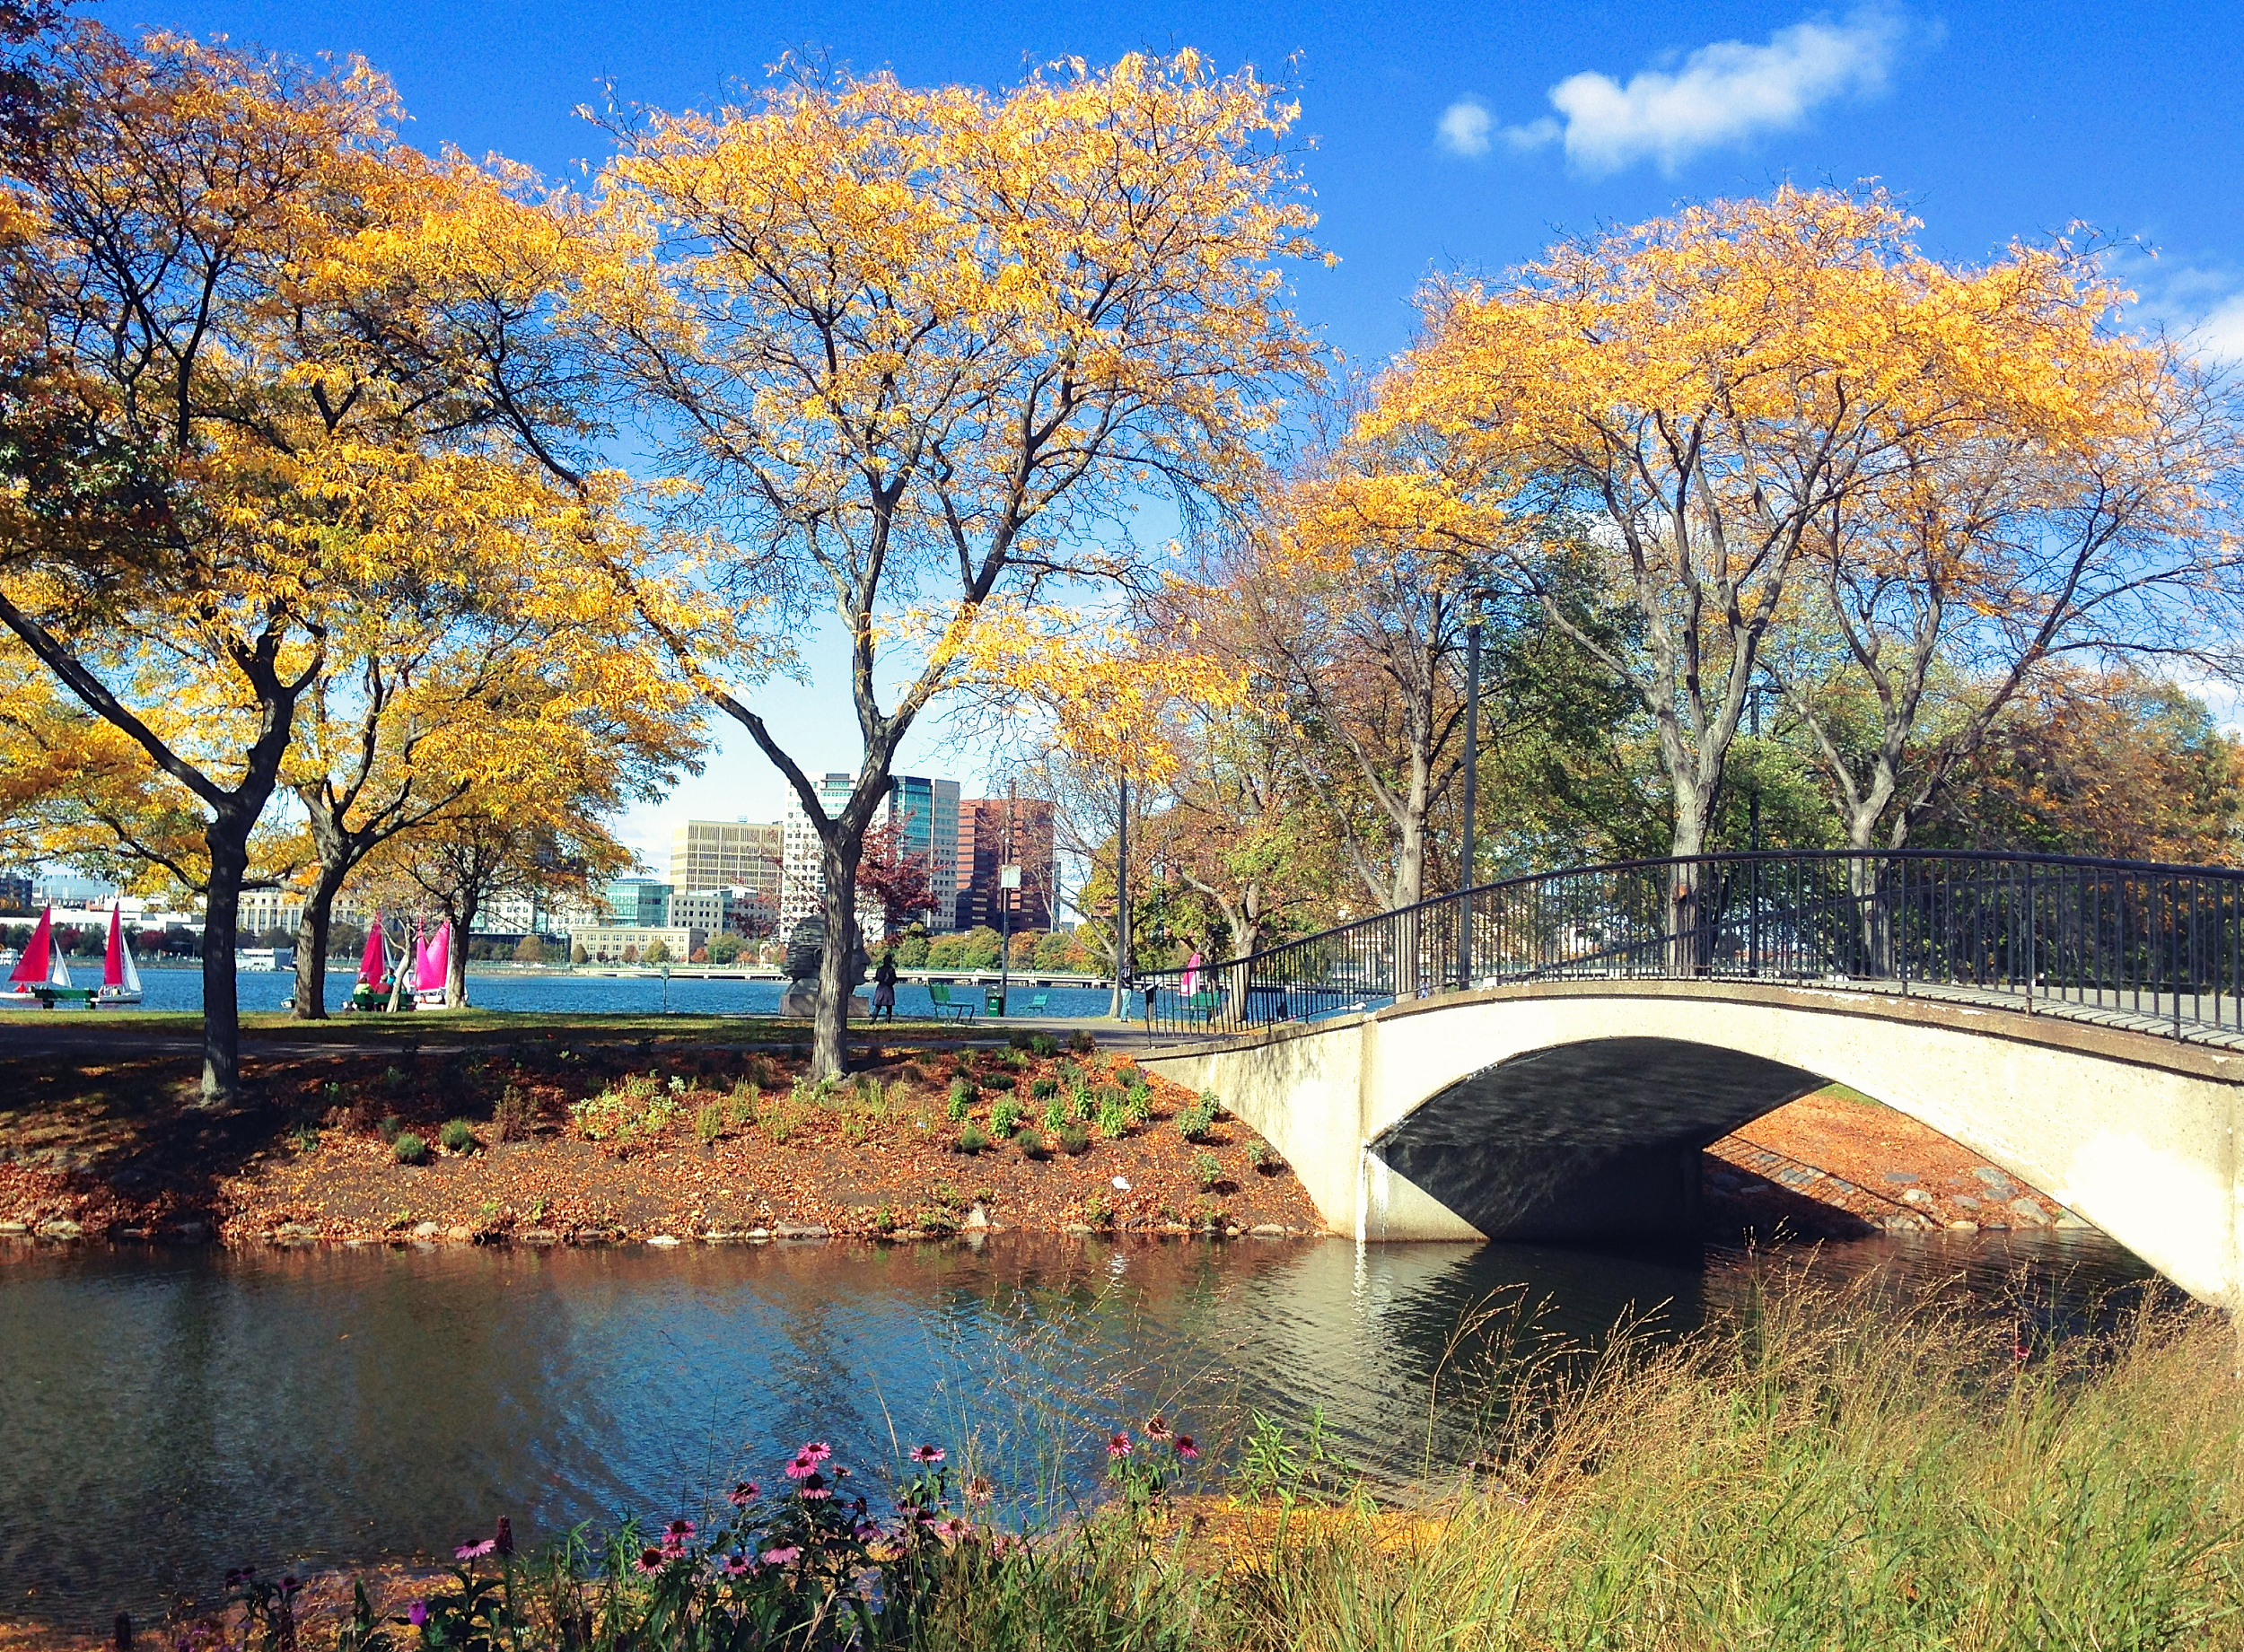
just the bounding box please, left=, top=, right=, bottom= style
left=0, top=1229, right=2161, bottom=1629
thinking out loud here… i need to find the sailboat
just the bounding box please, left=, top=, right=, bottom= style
left=3, top=907, right=86, bottom=1008
left=94, top=904, right=143, bottom=1007
left=350, top=914, right=392, bottom=1011
left=414, top=919, right=451, bottom=1008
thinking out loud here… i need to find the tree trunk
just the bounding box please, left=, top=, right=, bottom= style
left=200, top=816, right=251, bottom=1106
left=447, top=891, right=478, bottom=1008
left=813, top=840, right=861, bottom=1080
left=292, top=865, right=346, bottom=1020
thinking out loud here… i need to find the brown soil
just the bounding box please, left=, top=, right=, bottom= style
left=1702, top=1085, right=2077, bottom=1243
left=0, top=1033, right=1321, bottom=1246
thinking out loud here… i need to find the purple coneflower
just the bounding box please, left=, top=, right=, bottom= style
left=728, top=1480, right=759, bottom=1508
left=1107, top=1432, right=1132, bottom=1459
left=665, top=1518, right=697, bottom=1544
left=802, top=1440, right=832, bottom=1463
left=721, top=1553, right=752, bottom=1577
left=909, top=1444, right=945, bottom=1464
left=785, top=1454, right=817, bottom=1480
left=937, top=1517, right=969, bottom=1540
left=760, top=1545, right=802, bottom=1566
left=455, top=1539, right=496, bottom=1560
left=406, top=1602, right=428, bottom=1628
left=634, top=1547, right=666, bottom=1575
left=965, top=1475, right=994, bottom=1505
left=1175, top=1436, right=1199, bottom=1460
left=799, top=1472, right=831, bottom=1500
left=1144, top=1414, right=1173, bottom=1443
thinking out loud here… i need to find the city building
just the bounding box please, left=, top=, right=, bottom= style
left=668, top=887, right=732, bottom=936
left=956, top=795, right=1056, bottom=931
left=0, top=871, right=32, bottom=913
left=779, top=774, right=960, bottom=936
left=236, top=887, right=306, bottom=936
left=567, top=923, right=704, bottom=963
left=670, top=820, right=783, bottom=908
left=603, top=878, right=671, bottom=928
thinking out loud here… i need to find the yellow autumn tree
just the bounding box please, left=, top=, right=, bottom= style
left=580, top=50, right=1324, bottom=1074
left=1359, top=186, right=2205, bottom=898
left=0, top=25, right=623, bottom=1099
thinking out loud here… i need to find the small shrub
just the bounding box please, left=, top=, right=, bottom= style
left=727, top=1083, right=760, bottom=1125
left=287, top=1123, right=320, bottom=1154
left=379, top=1065, right=408, bottom=1097
left=989, top=1097, right=1024, bottom=1138
left=377, top=1114, right=405, bottom=1143
left=494, top=1083, right=533, bottom=1142
left=983, top=1072, right=1017, bottom=1093
left=1177, top=1101, right=1216, bottom=1143
left=439, top=1118, right=478, bottom=1154
left=1068, top=1029, right=1098, bottom=1055
left=1197, top=1088, right=1226, bottom=1119
left=1015, top=1124, right=1047, bottom=1158
left=1029, top=1033, right=1059, bottom=1057
left=1248, top=1140, right=1279, bottom=1172
left=842, top=1114, right=869, bottom=1146
left=1123, top=1088, right=1151, bottom=1127
left=695, top=1101, right=725, bottom=1144
left=1194, top=1151, right=1223, bottom=1191
left=872, top=1205, right=898, bottom=1235
left=1030, top=1075, right=1059, bottom=1099
left=392, top=1132, right=429, bottom=1166
left=955, top=1123, right=990, bottom=1155
left=1009, top=1030, right=1035, bottom=1051
left=1082, top=1191, right=1112, bottom=1228
left=1002, top=1048, right=1030, bottom=1072
left=1057, top=1123, right=1091, bottom=1156
left=1097, top=1097, right=1130, bottom=1140
left=1042, top=1096, right=1069, bottom=1132
left=946, top=1079, right=976, bottom=1121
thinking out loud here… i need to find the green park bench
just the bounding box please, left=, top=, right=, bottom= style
left=1024, top=991, right=1050, bottom=1014
left=926, top=982, right=978, bottom=1024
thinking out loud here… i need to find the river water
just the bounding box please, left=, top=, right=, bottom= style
left=0, top=1228, right=2162, bottom=1629
left=116, top=966, right=1118, bottom=1019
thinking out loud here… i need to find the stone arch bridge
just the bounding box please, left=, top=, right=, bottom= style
left=1134, top=852, right=2244, bottom=1307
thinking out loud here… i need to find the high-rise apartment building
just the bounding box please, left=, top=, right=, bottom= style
left=955, top=795, right=1056, bottom=932
left=779, top=774, right=960, bottom=936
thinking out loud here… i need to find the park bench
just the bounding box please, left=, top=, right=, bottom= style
left=1024, top=991, right=1050, bottom=1014
left=926, top=982, right=978, bottom=1023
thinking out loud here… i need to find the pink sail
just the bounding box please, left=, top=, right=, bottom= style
left=415, top=922, right=445, bottom=994
left=1180, top=949, right=1204, bottom=997
left=9, top=907, right=52, bottom=985
left=421, top=920, right=451, bottom=998
left=102, top=905, right=125, bottom=989
left=358, top=915, right=389, bottom=988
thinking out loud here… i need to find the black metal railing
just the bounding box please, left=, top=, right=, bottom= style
left=1135, top=850, right=2244, bottom=1045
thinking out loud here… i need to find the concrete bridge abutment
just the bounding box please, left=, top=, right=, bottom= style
left=1139, top=979, right=2244, bottom=1307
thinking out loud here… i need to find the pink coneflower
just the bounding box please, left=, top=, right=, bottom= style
left=760, top=1545, right=802, bottom=1566
left=665, top=1518, right=697, bottom=1544
left=635, top=1547, right=666, bottom=1574
left=721, top=1553, right=752, bottom=1577
left=937, top=1517, right=969, bottom=1540
left=1107, top=1432, right=1132, bottom=1459
left=455, top=1538, right=496, bottom=1560
left=853, top=1520, right=882, bottom=1542
left=1175, top=1436, right=1198, bottom=1460
left=728, top=1480, right=759, bottom=1508
left=785, top=1454, right=817, bottom=1480
left=965, top=1475, right=993, bottom=1505
left=802, top=1440, right=832, bottom=1463
left=799, top=1472, right=831, bottom=1500
left=909, top=1444, right=945, bottom=1464
left=407, top=1602, right=428, bottom=1627
left=1144, top=1414, right=1173, bottom=1443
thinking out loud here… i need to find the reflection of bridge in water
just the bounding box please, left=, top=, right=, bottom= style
left=1137, top=852, right=2244, bottom=1307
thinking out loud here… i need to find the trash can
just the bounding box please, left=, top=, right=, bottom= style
left=986, top=987, right=1007, bottom=1016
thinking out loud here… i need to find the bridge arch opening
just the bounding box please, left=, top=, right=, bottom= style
left=1365, top=1035, right=2084, bottom=1246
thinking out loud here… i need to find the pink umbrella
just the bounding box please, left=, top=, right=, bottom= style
left=1180, top=950, right=1204, bottom=996
left=357, top=915, right=389, bottom=989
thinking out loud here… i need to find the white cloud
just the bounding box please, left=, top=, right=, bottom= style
left=1478, top=9, right=1905, bottom=175
left=1437, top=98, right=1493, bottom=157
left=2196, top=293, right=2244, bottom=366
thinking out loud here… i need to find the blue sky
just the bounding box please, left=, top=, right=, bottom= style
left=107, top=0, right=2244, bottom=862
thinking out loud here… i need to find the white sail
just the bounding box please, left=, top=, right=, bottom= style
left=120, top=931, right=142, bottom=994
left=48, top=939, right=71, bottom=989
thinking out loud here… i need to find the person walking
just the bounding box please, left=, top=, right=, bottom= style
left=872, top=948, right=898, bottom=1023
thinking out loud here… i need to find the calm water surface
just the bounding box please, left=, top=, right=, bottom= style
left=115, top=967, right=1116, bottom=1019
left=0, top=1228, right=2161, bottom=1628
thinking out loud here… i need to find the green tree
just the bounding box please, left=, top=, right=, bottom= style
left=513, top=933, right=546, bottom=964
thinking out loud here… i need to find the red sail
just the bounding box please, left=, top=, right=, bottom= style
left=9, top=907, right=52, bottom=985
left=103, top=905, right=126, bottom=989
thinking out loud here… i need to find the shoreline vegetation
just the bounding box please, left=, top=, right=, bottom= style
left=0, top=1018, right=2083, bottom=1247
left=4, top=1271, right=2234, bottom=1651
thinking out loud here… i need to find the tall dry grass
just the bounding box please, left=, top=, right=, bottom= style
left=1226, top=1273, right=2244, bottom=1650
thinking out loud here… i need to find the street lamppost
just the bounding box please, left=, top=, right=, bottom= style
left=1456, top=592, right=1487, bottom=990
